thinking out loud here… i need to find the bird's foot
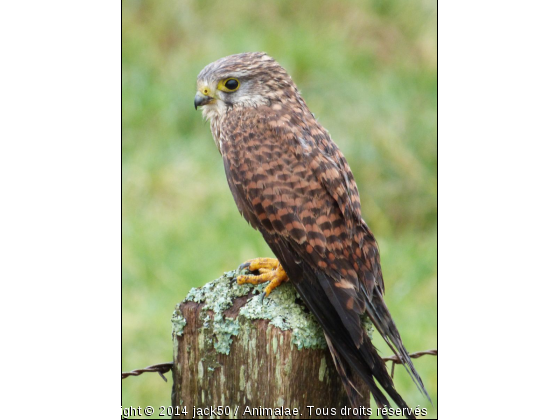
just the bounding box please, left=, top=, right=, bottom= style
left=236, top=258, right=289, bottom=298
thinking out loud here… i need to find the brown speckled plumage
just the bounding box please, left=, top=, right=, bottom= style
left=195, top=52, right=430, bottom=418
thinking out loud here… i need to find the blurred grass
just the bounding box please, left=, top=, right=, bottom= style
left=122, top=1, right=436, bottom=418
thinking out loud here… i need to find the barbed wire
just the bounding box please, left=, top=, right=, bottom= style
left=121, top=349, right=437, bottom=382
left=121, top=362, right=173, bottom=382
left=384, top=349, right=437, bottom=378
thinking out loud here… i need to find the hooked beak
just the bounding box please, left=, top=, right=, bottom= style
left=194, top=91, right=213, bottom=110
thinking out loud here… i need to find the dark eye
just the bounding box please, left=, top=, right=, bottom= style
left=224, top=78, right=239, bottom=90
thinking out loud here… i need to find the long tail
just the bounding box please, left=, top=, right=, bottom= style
left=324, top=330, right=416, bottom=419
left=364, top=285, right=432, bottom=404
left=291, top=268, right=417, bottom=418
left=267, top=238, right=421, bottom=418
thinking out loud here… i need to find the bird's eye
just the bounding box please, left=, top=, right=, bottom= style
left=224, top=79, right=239, bottom=90
left=220, top=78, right=240, bottom=92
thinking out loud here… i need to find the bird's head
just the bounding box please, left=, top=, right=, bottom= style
left=195, top=52, right=300, bottom=121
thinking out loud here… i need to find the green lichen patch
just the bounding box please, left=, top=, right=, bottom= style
left=171, top=307, right=187, bottom=336
left=178, top=267, right=377, bottom=355
left=181, top=268, right=327, bottom=354
left=236, top=278, right=327, bottom=350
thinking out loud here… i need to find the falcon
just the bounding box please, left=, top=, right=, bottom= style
left=194, top=52, right=430, bottom=417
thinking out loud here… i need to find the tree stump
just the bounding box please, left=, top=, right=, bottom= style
left=171, top=269, right=370, bottom=419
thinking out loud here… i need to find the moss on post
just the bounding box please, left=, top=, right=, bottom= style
left=171, top=269, right=370, bottom=419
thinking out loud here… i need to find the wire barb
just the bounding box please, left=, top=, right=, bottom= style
left=121, top=362, right=173, bottom=382
left=383, top=349, right=437, bottom=364
left=384, top=349, right=437, bottom=378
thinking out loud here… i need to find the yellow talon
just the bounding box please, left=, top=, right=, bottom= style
left=236, top=258, right=289, bottom=296
left=240, top=257, right=280, bottom=272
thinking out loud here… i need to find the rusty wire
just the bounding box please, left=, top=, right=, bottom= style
left=385, top=349, right=438, bottom=378
left=121, top=362, right=173, bottom=382
left=122, top=349, right=437, bottom=382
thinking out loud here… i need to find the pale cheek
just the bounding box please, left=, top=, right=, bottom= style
left=235, top=93, right=268, bottom=107
left=201, top=106, right=215, bottom=121
left=201, top=102, right=226, bottom=121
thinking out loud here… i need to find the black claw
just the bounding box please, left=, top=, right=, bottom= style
left=259, top=291, right=267, bottom=304
left=238, top=262, right=251, bottom=271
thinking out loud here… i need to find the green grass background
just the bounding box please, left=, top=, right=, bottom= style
left=122, top=1, right=436, bottom=418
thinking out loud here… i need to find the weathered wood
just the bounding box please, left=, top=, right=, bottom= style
left=171, top=269, right=370, bottom=419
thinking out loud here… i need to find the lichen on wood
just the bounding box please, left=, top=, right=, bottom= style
left=171, top=267, right=371, bottom=419
left=179, top=268, right=329, bottom=354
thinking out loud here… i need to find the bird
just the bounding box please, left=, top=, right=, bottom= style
left=194, top=52, right=430, bottom=418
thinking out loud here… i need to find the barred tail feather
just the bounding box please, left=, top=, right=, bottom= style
left=267, top=238, right=420, bottom=418
left=364, top=286, right=432, bottom=404
left=292, top=267, right=417, bottom=418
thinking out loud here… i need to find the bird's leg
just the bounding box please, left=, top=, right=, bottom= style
left=236, top=258, right=289, bottom=297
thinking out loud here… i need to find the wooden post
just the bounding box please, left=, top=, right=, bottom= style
left=171, top=269, right=370, bottom=419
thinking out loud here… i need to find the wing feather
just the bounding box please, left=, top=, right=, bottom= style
left=222, top=108, right=367, bottom=345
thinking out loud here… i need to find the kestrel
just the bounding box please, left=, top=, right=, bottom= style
left=194, top=52, right=430, bottom=418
